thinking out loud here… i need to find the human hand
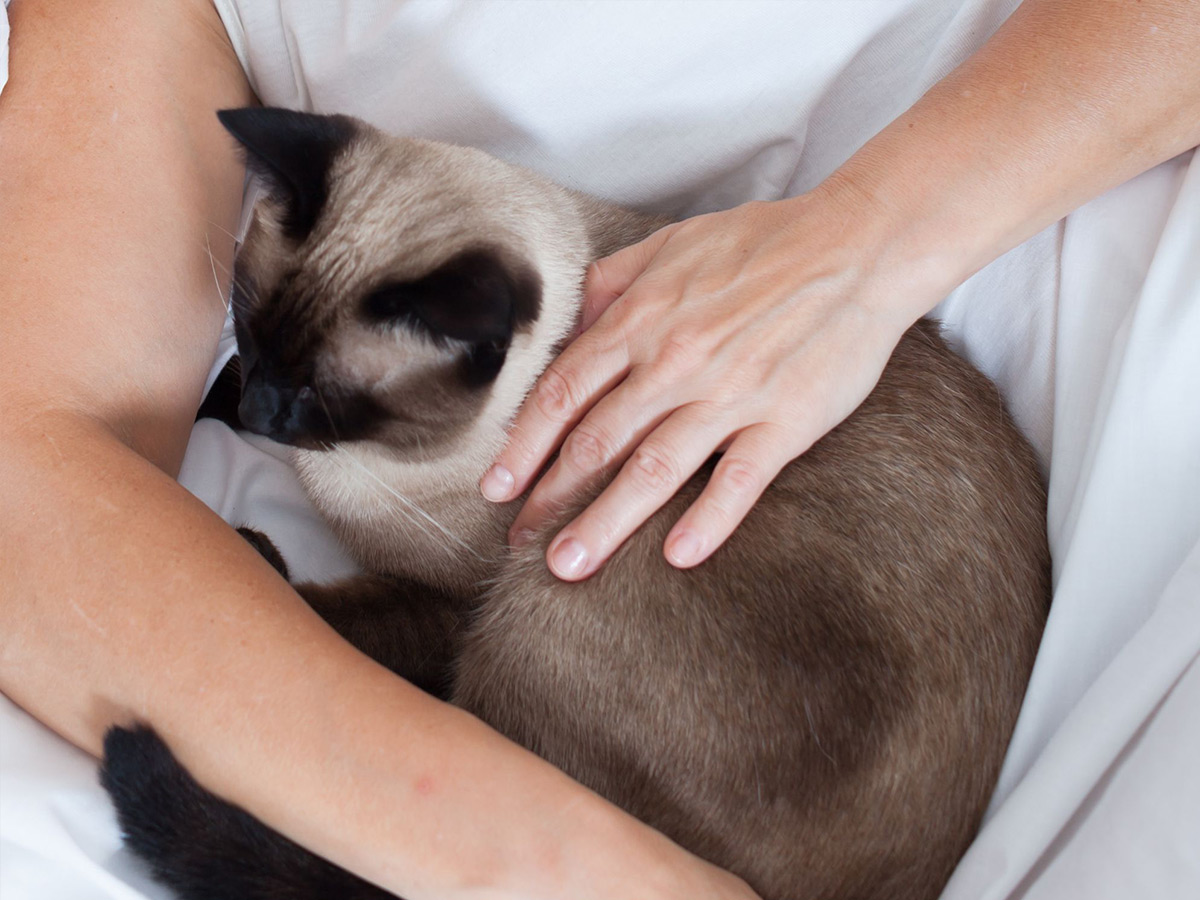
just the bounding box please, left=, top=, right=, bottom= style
left=480, top=184, right=944, bottom=580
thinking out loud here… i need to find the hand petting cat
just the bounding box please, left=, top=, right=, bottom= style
left=482, top=186, right=931, bottom=581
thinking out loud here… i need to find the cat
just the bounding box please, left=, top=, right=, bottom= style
left=100, top=107, right=1051, bottom=900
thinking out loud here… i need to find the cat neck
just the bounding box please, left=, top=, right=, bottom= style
left=292, top=438, right=519, bottom=592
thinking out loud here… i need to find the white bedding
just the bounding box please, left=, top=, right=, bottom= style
left=3, top=2, right=1198, bottom=897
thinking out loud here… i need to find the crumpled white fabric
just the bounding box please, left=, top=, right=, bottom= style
left=937, top=149, right=1200, bottom=900
left=0, top=0, right=8, bottom=95
left=2, top=1, right=1197, bottom=898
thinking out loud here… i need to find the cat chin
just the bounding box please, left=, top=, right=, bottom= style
left=290, top=437, right=512, bottom=590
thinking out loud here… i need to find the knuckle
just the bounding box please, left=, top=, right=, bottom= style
left=627, top=444, right=679, bottom=493
left=717, top=456, right=761, bottom=496
left=674, top=214, right=710, bottom=241
left=705, top=376, right=746, bottom=411
left=586, top=314, right=627, bottom=353
left=502, top=427, right=545, bottom=472
left=687, top=399, right=733, bottom=432
left=562, top=424, right=612, bottom=473
left=584, top=259, right=609, bottom=292
left=606, top=287, right=650, bottom=331
left=653, top=333, right=704, bottom=379
left=533, top=366, right=582, bottom=422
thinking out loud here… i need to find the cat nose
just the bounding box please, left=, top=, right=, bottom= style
left=238, top=372, right=319, bottom=444
left=238, top=376, right=286, bottom=436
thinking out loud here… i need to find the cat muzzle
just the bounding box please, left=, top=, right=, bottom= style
left=238, top=372, right=324, bottom=447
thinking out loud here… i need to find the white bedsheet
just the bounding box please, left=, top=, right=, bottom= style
left=3, top=1, right=1198, bottom=897
left=0, top=2, right=8, bottom=95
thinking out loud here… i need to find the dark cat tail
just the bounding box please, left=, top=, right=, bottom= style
left=100, top=726, right=396, bottom=900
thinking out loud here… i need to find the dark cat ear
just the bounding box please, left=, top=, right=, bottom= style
left=217, top=107, right=358, bottom=241
left=363, top=248, right=542, bottom=346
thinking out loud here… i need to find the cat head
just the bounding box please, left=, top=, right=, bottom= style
left=217, top=107, right=588, bottom=461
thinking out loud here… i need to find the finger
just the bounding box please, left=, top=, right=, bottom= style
left=539, top=403, right=732, bottom=581
left=481, top=328, right=629, bottom=502
left=579, top=223, right=677, bottom=331
left=506, top=364, right=682, bottom=544
left=662, top=423, right=793, bottom=569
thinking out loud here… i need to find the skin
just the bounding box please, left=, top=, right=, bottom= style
left=484, top=0, right=1200, bottom=582
left=0, top=3, right=754, bottom=900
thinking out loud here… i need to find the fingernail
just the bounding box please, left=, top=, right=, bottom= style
left=480, top=465, right=515, bottom=502
left=509, top=527, right=536, bottom=548
left=666, top=530, right=703, bottom=567
left=550, top=537, right=588, bottom=579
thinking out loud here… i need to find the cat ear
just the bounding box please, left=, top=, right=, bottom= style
left=217, top=107, right=358, bottom=241
left=363, top=248, right=543, bottom=346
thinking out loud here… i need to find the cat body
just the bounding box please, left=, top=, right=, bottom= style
left=101, top=108, right=1050, bottom=900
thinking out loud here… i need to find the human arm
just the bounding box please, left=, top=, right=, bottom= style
left=484, top=0, right=1200, bottom=579
left=0, top=3, right=755, bottom=899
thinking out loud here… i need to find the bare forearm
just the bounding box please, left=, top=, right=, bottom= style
left=828, top=0, right=1200, bottom=305
left=0, top=417, right=646, bottom=899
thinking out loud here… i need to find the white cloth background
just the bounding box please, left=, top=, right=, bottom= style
left=0, top=0, right=8, bottom=94
left=2, top=1, right=1197, bottom=898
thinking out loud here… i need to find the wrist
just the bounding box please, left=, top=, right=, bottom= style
left=804, top=68, right=1070, bottom=317
left=786, top=173, right=964, bottom=329
left=459, top=781, right=707, bottom=900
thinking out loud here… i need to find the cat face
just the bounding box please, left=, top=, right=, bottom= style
left=218, top=108, right=575, bottom=459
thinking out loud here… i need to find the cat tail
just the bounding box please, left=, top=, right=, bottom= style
left=100, top=725, right=396, bottom=900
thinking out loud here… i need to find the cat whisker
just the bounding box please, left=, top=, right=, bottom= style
left=331, top=462, right=449, bottom=558
left=205, top=245, right=234, bottom=280
left=203, top=232, right=231, bottom=315
left=804, top=698, right=837, bottom=768
left=205, top=219, right=239, bottom=242
left=230, top=274, right=256, bottom=316
left=329, top=444, right=485, bottom=562
left=312, top=385, right=341, bottom=442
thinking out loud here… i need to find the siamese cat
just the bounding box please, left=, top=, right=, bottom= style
left=100, top=108, right=1051, bottom=900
